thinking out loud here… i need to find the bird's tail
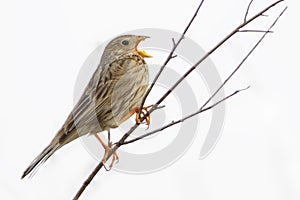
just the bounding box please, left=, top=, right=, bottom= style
left=21, top=123, right=80, bottom=179
left=21, top=127, right=72, bottom=179
left=21, top=141, right=60, bottom=179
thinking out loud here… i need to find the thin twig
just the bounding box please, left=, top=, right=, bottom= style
left=72, top=2, right=286, bottom=199
left=171, top=54, right=178, bottom=59
left=138, top=0, right=206, bottom=117
left=123, top=86, right=250, bottom=145
left=172, top=38, right=176, bottom=46
left=244, top=0, right=254, bottom=22
left=239, top=30, right=274, bottom=33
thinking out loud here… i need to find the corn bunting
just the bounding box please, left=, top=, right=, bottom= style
left=22, top=35, right=152, bottom=178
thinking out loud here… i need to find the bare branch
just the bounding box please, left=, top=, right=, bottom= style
left=138, top=0, right=206, bottom=117
left=123, top=86, right=250, bottom=145
left=244, top=0, right=254, bottom=22
left=73, top=2, right=286, bottom=199
left=156, top=105, right=166, bottom=110
left=172, top=37, right=176, bottom=47
left=239, top=30, right=274, bottom=33
left=171, top=54, right=178, bottom=59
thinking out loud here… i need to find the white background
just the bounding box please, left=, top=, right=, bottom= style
left=0, top=0, right=299, bottom=199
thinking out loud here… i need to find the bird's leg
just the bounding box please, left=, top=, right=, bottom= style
left=119, top=105, right=153, bottom=126
left=106, top=130, right=119, bottom=168
left=94, top=131, right=119, bottom=171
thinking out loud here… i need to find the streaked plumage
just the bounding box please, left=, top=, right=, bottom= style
left=22, top=35, right=150, bottom=178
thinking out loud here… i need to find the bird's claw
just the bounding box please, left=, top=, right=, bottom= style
left=135, top=105, right=152, bottom=127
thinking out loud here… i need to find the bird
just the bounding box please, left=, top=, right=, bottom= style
left=21, top=35, right=152, bottom=179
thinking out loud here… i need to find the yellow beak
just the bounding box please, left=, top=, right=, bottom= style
left=135, top=36, right=152, bottom=58
left=137, top=50, right=152, bottom=58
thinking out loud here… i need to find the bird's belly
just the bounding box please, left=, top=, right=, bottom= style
left=98, top=69, right=148, bottom=129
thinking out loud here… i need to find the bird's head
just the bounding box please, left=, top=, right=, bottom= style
left=102, top=35, right=152, bottom=61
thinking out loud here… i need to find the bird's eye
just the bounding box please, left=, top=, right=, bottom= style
left=122, top=40, right=129, bottom=46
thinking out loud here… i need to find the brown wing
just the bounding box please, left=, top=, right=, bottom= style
left=60, top=62, right=113, bottom=135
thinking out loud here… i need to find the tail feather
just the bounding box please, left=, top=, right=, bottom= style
left=21, top=127, right=79, bottom=179
left=21, top=143, right=60, bottom=179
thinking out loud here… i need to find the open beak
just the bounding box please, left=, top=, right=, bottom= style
left=135, top=36, right=152, bottom=58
